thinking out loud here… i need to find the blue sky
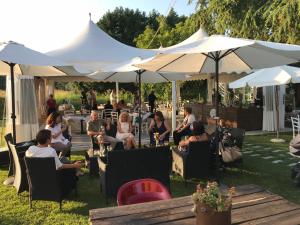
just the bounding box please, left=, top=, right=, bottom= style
left=97, top=0, right=197, bottom=17
left=0, top=0, right=197, bottom=52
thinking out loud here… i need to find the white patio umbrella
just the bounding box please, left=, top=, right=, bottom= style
left=229, top=65, right=300, bottom=142
left=135, top=35, right=300, bottom=117
left=0, top=41, right=84, bottom=143
left=89, top=57, right=189, bottom=147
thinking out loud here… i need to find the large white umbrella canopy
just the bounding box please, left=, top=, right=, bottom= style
left=88, top=57, right=189, bottom=83
left=135, top=35, right=300, bottom=73
left=229, top=65, right=300, bottom=89
left=47, top=19, right=155, bottom=71
left=0, top=41, right=84, bottom=143
left=89, top=57, right=189, bottom=147
left=135, top=35, right=300, bottom=116
left=229, top=65, right=300, bottom=141
left=0, top=41, right=86, bottom=76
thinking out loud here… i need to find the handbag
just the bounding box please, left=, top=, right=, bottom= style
left=220, top=143, right=242, bottom=163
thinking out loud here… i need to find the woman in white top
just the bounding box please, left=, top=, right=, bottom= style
left=116, top=112, right=136, bottom=149
left=173, top=106, right=196, bottom=145
left=45, top=112, right=72, bottom=157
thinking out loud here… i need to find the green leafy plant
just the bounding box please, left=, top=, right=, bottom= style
left=192, top=182, right=235, bottom=212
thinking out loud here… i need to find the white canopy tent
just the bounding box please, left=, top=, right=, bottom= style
left=47, top=19, right=156, bottom=70
left=229, top=66, right=300, bottom=139
left=135, top=35, right=300, bottom=117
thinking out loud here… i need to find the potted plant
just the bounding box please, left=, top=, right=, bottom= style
left=192, top=182, right=235, bottom=225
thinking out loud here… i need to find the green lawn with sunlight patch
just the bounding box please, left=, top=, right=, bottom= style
left=1, top=133, right=300, bottom=224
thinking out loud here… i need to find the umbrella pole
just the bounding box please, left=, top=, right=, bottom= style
left=215, top=53, right=220, bottom=118
left=276, top=86, right=280, bottom=139
left=9, top=63, right=16, bottom=144
left=138, top=71, right=142, bottom=148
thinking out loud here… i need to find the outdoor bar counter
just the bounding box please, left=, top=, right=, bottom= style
left=187, top=103, right=263, bottom=131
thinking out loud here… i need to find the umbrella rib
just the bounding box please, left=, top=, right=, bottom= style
left=104, top=72, right=118, bottom=81
left=198, top=55, right=209, bottom=74
left=156, top=54, right=186, bottom=71
left=202, top=53, right=215, bottom=60
left=219, top=48, right=239, bottom=59
left=231, top=50, right=253, bottom=70
left=158, top=73, right=170, bottom=82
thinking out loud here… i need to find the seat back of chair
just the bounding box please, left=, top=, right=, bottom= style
left=229, top=128, right=245, bottom=149
left=24, top=157, right=61, bottom=202
left=8, top=142, right=29, bottom=193
left=185, top=141, right=211, bottom=179
left=104, top=146, right=171, bottom=197
left=291, top=116, right=300, bottom=138
left=117, top=178, right=171, bottom=206
left=5, top=133, right=14, bottom=177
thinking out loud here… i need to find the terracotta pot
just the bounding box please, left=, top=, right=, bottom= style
left=196, top=203, right=231, bottom=225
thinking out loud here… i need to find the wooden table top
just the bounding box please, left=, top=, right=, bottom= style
left=89, top=184, right=300, bottom=225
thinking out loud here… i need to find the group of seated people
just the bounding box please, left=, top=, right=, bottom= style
left=86, top=106, right=203, bottom=151
left=22, top=105, right=209, bottom=197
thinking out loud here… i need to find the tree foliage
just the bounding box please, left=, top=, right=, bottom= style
left=97, top=7, right=160, bottom=47
left=189, top=0, right=300, bottom=44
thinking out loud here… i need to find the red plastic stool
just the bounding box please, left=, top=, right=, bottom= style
left=117, top=178, right=171, bottom=206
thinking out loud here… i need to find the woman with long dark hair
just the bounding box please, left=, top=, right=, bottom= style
left=148, top=111, right=171, bottom=146
left=45, top=112, right=71, bottom=157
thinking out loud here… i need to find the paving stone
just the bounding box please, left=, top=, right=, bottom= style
left=262, top=156, right=274, bottom=159
left=279, top=154, right=287, bottom=157
left=243, top=151, right=254, bottom=154
left=264, top=147, right=272, bottom=150
left=289, top=163, right=297, bottom=167
left=252, top=146, right=261, bottom=149
left=250, top=154, right=261, bottom=157
left=272, top=160, right=283, bottom=164
left=272, top=150, right=282, bottom=153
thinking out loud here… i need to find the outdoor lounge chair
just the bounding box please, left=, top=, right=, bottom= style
left=98, top=146, right=172, bottom=200
left=24, top=157, right=77, bottom=210
left=4, top=133, right=34, bottom=185
left=172, top=141, right=212, bottom=185
left=7, top=141, right=29, bottom=194
left=117, top=178, right=171, bottom=206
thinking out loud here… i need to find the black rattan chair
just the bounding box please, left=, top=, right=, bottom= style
left=24, top=157, right=77, bottom=210
left=172, top=141, right=212, bottom=185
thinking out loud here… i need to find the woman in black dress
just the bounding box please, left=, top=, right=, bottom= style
left=148, top=111, right=171, bottom=146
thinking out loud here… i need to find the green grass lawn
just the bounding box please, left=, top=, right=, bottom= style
left=0, top=133, right=299, bottom=224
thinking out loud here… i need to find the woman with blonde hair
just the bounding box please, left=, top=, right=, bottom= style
left=116, top=112, right=136, bottom=149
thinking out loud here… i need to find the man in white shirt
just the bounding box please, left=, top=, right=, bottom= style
left=173, top=107, right=196, bottom=145
left=26, top=129, right=82, bottom=170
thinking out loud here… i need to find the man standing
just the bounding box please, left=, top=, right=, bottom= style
left=148, top=91, right=157, bottom=113
left=110, top=89, right=117, bottom=106
left=46, top=94, right=57, bottom=116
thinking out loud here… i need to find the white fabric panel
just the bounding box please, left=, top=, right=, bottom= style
left=262, top=85, right=285, bottom=131
left=6, top=75, right=39, bottom=142
left=263, top=86, right=276, bottom=131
